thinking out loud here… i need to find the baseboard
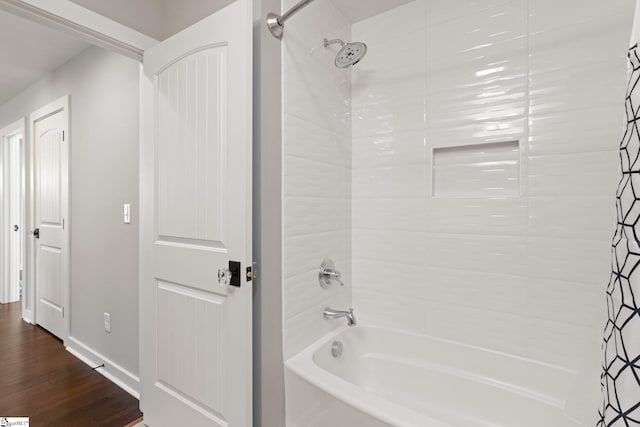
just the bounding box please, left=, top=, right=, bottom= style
left=22, top=309, right=34, bottom=324
left=65, top=336, right=140, bottom=399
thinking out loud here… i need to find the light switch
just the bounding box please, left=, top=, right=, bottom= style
left=123, top=203, right=131, bottom=224
left=104, top=312, right=111, bottom=333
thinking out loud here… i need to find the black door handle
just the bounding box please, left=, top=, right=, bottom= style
left=13, top=225, right=18, bottom=232
left=33, top=228, right=39, bottom=239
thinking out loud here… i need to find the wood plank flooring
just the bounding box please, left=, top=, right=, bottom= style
left=0, top=302, right=143, bottom=426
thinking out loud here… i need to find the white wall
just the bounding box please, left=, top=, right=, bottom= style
left=70, top=0, right=235, bottom=41
left=0, top=46, right=141, bottom=385
left=351, top=0, right=632, bottom=370
left=253, top=0, right=286, bottom=424
left=69, top=0, right=165, bottom=40
left=162, top=0, right=236, bottom=39
left=281, top=0, right=352, bottom=359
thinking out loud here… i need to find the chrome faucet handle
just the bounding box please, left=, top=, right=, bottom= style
left=319, top=258, right=344, bottom=288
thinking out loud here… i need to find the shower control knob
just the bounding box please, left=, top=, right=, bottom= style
left=319, top=258, right=344, bottom=288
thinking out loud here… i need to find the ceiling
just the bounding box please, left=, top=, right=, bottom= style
left=331, top=0, right=415, bottom=23
left=0, top=9, right=90, bottom=106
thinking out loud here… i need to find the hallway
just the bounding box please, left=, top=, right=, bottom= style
left=0, top=302, right=142, bottom=426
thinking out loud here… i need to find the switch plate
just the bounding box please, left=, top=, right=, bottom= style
left=104, top=312, right=111, bottom=333
left=123, top=203, right=131, bottom=224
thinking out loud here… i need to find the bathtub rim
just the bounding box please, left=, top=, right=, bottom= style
left=285, top=323, right=578, bottom=427
left=286, top=324, right=452, bottom=427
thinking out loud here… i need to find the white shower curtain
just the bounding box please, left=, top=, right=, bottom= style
left=599, top=2, right=640, bottom=425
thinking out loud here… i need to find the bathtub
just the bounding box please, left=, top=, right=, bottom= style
left=285, top=325, right=584, bottom=427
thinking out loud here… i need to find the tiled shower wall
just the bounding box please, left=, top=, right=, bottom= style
left=351, top=0, right=633, bottom=369
left=282, top=0, right=352, bottom=359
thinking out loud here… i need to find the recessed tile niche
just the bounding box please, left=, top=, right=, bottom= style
left=432, top=141, right=520, bottom=198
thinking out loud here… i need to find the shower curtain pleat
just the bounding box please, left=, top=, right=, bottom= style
left=598, top=43, right=640, bottom=426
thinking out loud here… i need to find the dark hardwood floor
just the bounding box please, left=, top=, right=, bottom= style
left=0, top=301, right=143, bottom=426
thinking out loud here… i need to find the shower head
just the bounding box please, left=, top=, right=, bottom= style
left=323, top=38, right=367, bottom=68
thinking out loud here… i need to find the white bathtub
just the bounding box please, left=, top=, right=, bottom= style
left=285, top=325, right=584, bottom=427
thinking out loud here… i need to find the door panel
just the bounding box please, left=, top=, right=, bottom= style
left=37, top=129, right=63, bottom=225
left=156, top=46, right=227, bottom=247
left=32, top=98, right=69, bottom=340
left=156, top=281, right=226, bottom=419
left=140, top=1, right=252, bottom=426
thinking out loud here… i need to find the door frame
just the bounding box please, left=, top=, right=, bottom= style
left=0, top=119, right=25, bottom=308
left=28, top=95, right=70, bottom=340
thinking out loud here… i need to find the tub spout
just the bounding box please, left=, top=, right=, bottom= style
left=323, top=307, right=357, bottom=326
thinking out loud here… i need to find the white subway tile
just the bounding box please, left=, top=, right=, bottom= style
left=527, top=237, right=611, bottom=285
left=352, top=164, right=428, bottom=199
left=284, top=114, right=351, bottom=169
left=529, top=65, right=627, bottom=116
left=528, top=0, right=633, bottom=36
left=285, top=197, right=340, bottom=238
left=422, top=233, right=527, bottom=276
left=285, top=231, right=335, bottom=278
left=352, top=93, right=426, bottom=135
left=426, top=0, right=516, bottom=26
left=352, top=198, right=425, bottom=232
left=285, top=269, right=345, bottom=320
left=529, top=28, right=630, bottom=76
left=426, top=0, right=527, bottom=71
left=528, top=196, right=616, bottom=240
left=352, top=230, right=427, bottom=266
left=353, top=259, right=527, bottom=315
left=425, top=197, right=527, bottom=235
left=528, top=151, right=619, bottom=197
left=285, top=155, right=337, bottom=198
left=526, top=278, right=604, bottom=328
left=284, top=299, right=342, bottom=360
left=528, top=105, right=625, bottom=156
left=352, top=131, right=426, bottom=169
left=526, top=319, right=596, bottom=367
left=421, top=303, right=527, bottom=355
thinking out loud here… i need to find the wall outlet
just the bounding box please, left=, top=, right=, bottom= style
left=104, top=312, right=111, bottom=333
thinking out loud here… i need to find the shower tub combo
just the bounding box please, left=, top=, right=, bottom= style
left=269, top=0, right=619, bottom=424
left=285, top=325, right=583, bottom=427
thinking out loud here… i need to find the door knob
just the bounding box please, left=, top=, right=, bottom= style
left=13, top=225, right=19, bottom=232
left=218, top=268, right=232, bottom=286
left=217, top=261, right=242, bottom=287
left=33, top=228, right=40, bottom=239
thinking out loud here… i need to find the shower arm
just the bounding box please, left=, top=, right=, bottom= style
left=323, top=38, right=346, bottom=48
left=266, top=0, right=316, bottom=39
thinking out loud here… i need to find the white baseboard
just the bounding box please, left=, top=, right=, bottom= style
left=22, top=309, right=34, bottom=324
left=65, top=336, right=140, bottom=399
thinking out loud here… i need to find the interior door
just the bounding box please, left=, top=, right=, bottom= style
left=140, top=0, right=252, bottom=426
left=32, top=97, right=69, bottom=340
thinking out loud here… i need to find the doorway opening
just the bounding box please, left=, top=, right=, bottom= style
left=0, top=121, right=25, bottom=312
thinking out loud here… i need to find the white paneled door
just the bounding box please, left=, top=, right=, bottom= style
left=140, top=0, right=252, bottom=426
left=31, top=96, right=69, bottom=340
